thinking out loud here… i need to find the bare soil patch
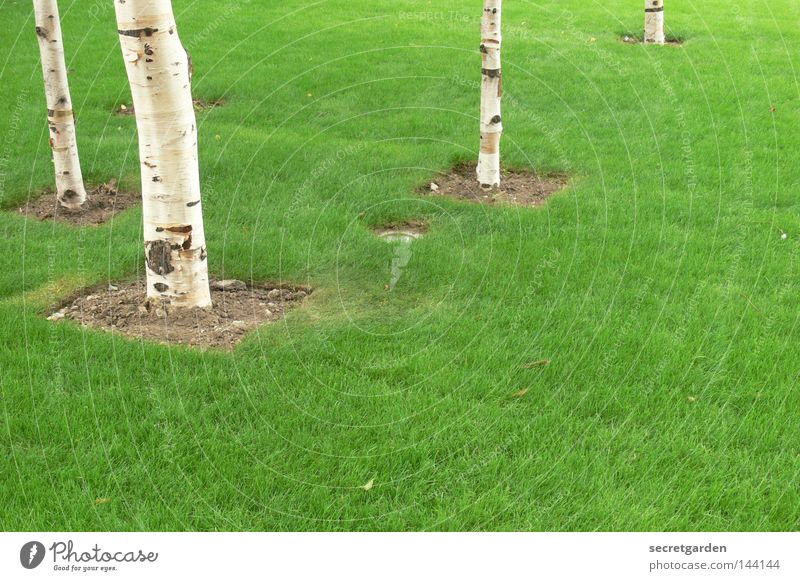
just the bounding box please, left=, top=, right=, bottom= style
left=620, top=34, right=684, bottom=46
left=47, top=279, right=312, bottom=350
left=422, top=163, right=568, bottom=208
left=17, top=180, right=140, bottom=226
left=372, top=220, right=428, bottom=240
left=116, top=98, right=226, bottom=116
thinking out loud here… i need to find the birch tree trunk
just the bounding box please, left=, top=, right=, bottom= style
left=477, top=0, right=502, bottom=188
left=33, top=0, right=87, bottom=209
left=644, top=0, right=665, bottom=44
left=114, top=0, right=212, bottom=308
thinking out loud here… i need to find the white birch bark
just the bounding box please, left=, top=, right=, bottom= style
left=644, top=0, right=665, bottom=44
left=477, top=0, right=502, bottom=188
left=33, top=0, right=87, bottom=209
left=114, top=0, right=211, bottom=308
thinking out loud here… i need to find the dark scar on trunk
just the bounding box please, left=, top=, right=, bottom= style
left=153, top=283, right=169, bottom=292
left=146, top=240, right=174, bottom=275
left=118, top=28, right=158, bottom=38
left=186, top=200, right=200, bottom=207
left=35, top=27, right=48, bottom=39
left=166, top=225, right=192, bottom=234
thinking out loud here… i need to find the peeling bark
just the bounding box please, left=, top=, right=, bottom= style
left=477, top=0, right=502, bottom=188
left=33, top=0, right=87, bottom=209
left=115, top=0, right=211, bottom=308
left=644, top=0, right=665, bottom=44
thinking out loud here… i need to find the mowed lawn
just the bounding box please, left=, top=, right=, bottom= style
left=1, top=0, right=800, bottom=531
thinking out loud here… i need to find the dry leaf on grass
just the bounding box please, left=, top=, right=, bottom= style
left=513, top=388, right=529, bottom=398
left=361, top=479, right=374, bottom=491
left=523, top=359, right=550, bottom=369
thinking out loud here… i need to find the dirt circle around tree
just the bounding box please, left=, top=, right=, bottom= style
left=47, top=279, right=312, bottom=350
left=17, top=179, right=140, bottom=226
left=620, top=34, right=684, bottom=46
left=422, top=163, right=568, bottom=208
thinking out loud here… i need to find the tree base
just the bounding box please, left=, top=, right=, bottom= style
left=422, top=163, right=568, bottom=209
left=47, top=278, right=312, bottom=350
left=16, top=179, right=140, bottom=226
left=621, top=34, right=684, bottom=46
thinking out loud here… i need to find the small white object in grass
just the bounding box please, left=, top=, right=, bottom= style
left=47, top=310, right=65, bottom=321
left=361, top=479, right=374, bottom=491
left=119, top=104, right=127, bottom=111
left=430, top=182, right=439, bottom=192
left=781, top=231, right=788, bottom=240
left=211, top=279, right=247, bottom=292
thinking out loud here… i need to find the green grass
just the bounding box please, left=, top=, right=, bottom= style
left=2, top=0, right=800, bottom=531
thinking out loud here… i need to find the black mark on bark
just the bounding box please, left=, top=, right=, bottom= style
left=166, top=225, right=192, bottom=234
left=146, top=240, right=174, bottom=275
left=118, top=28, right=158, bottom=38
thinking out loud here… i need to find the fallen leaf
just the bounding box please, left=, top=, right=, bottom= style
left=770, top=106, right=777, bottom=113
left=687, top=396, right=696, bottom=403
left=361, top=479, right=374, bottom=491
left=95, top=498, right=112, bottom=504
left=523, top=359, right=550, bottom=369
left=589, top=37, right=597, bottom=43
left=513, top=388, right=529, bottom=398
left=214, top=134, right=221, bottom=141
